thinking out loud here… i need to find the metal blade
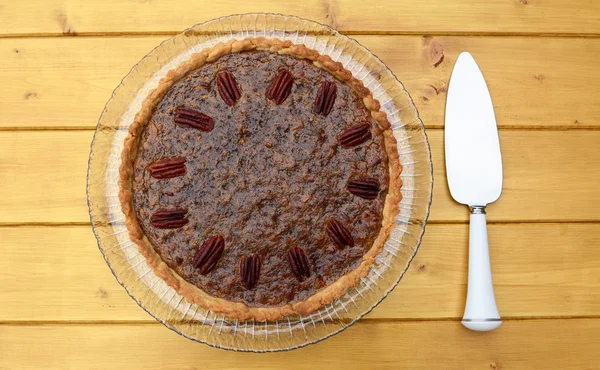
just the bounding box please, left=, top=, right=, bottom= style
left=445, top=52, right=503, bottom=206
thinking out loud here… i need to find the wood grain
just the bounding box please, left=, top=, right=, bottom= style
left=1, top=36, right=598, bottom=129
left=1, top=130, right=600, bottom=224
left=1, top=223, right=598, bottom=322
left=1, top=1, right=598, bottom=367
left=0, top=131, right=92, bottom=224
left=1, top=0, right=599, bottom=36
left=0, top=320, right=599, bottom=369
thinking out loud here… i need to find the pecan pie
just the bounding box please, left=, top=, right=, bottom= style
left=119, top=38, right=402, bottom=321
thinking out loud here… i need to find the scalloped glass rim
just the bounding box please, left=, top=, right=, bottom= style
left=87, top=13, right=433, bottom=352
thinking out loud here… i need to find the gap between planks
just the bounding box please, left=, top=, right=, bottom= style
left=2, top=316, right=599, bottom=326
left=2, top=31, right=600, bottom=39
left=3, top=126, right=600, bottom=132
left=4, top=220, right=600, bottom=228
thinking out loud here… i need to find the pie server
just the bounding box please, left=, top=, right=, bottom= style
left=445, top=52, right=502, bottom=331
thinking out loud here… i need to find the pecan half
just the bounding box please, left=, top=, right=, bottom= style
left=216, top=71, right=241, bottom=106
left=193, top=235, right=225, bottom=275
left=348, top=178, right=380, bottom=200
left=240, top=254, right=261, bottom=289
left=174, top=107, right=214, bottom=131
left=150, top=208, right=189, bottom=229
left=326, top=218, right=354, bottom=249
left=148, top=157, right=186, bottom=179
left=314, top=81, right=337, bottom=116
left=339, top=123, right=372, bottom=148
left=287, top=246, right=311, bottom=281
left=267, top=70, right=294, bottom=105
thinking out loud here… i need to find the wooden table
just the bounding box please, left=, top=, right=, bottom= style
left=1, top=1, right=599, bottom=369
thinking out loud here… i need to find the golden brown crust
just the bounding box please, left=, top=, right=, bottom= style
left=119, top=38, right=402, bottom=321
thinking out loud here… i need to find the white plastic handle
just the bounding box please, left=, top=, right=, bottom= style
left=462, top=210, right=502, bottom=331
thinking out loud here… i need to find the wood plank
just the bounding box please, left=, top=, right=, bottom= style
left=0, top=320, right=599, bottom=369
left=1, top=35, right=599, bottom=129
left=1, top=0, right=599, bottom=36
left=2, top=130, right=600, bottom=224
left=0, top=131, right=92, bottom=224
left=1, top=223, right=599, bottom=322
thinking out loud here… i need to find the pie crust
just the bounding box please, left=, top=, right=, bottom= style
left=119, top=37, right=402, bottom=321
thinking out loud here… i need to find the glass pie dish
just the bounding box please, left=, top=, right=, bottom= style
left=87, top=13, right=433, bottom=352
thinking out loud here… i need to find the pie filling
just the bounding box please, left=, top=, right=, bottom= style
left=132, top=51, right=390, bottom=307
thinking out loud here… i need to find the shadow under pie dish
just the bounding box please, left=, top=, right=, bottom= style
left=119, top=37, right=402, bottom=321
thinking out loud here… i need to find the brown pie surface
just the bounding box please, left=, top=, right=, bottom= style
left=119, top=38, right=402, bottom=321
